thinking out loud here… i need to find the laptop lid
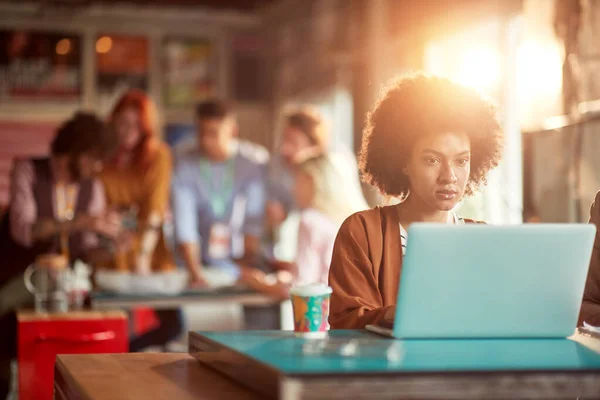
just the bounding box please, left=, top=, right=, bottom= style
left=393, top=224, right=596, bottom=339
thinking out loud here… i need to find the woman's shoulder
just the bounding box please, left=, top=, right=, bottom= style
left=338, top=205, right=396, bottom=237
left=154, top=141, right=172, bottom=163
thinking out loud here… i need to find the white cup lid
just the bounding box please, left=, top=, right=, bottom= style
left=289, top=282, right=333, bottom=297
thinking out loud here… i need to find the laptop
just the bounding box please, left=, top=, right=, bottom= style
left=366, top=223, right=596, bottom=339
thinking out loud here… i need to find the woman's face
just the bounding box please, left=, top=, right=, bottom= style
left=293, top=170, right=315, bottom=210
left=280, top=125, right=314, bottom=165
left=114, top=107, right=143, bottom=151
left=405, top=131, right=471, bottom=212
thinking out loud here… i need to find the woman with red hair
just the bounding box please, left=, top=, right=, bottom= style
left=100, top=89, right=182, bottom=351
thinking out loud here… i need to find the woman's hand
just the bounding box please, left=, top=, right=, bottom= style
left=269, top=260, right=298, bottom=277
left=34, top=212, right=122, bottom=242
left=33, top=219, right=59, bottom=240
left=238, top=265, right=290, bottom=300
left=384, top=305, right=396, bottom=323
left=80, top=212, right=123, bottom=239
left=238, top=264, right=266, bottom=283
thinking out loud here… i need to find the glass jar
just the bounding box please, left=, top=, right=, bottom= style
left=24, top=254, right=70, bottom=313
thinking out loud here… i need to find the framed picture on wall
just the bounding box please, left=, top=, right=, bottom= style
left=95, top=34, right=149, bottom=112
left=163, top=37, right=215, bottom=108
left=0, top=30, right=82, bottom=102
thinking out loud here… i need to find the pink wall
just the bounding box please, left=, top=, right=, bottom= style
left=0, top=121, right=56, bottom=205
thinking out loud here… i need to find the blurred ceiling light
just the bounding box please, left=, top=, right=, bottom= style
left=96, top=36, right=113, bottom=54
left=55, top=38, right=71, bottom=55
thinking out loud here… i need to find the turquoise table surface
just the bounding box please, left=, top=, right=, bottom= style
left=192, top=330, right=600, bottom=374
left=189, top=330, right=600, bottom=399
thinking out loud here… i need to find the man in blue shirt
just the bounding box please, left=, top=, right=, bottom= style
left=172, top=100, right=268, bottom=286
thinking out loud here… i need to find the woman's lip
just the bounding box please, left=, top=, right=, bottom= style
left=435, top=190, right=458, bottom=200
left=436, top=190, right=458, bottom=195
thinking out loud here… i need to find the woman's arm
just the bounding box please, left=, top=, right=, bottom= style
left=328, top=215, right=393, bottom=329
left=294, top=213, right=327, bottom=285
left=136, top=146, right=172, bottom=274
left=580, top=191, right=600, bottom=326
left=238, top=265, right=292, bottom=300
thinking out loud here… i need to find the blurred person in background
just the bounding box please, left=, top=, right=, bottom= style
left=100, top=89, right=182, bottom=352
left=267, top=107, right=368, bottom=260
left=172, top=99, right=268, bottom=286
left=172, top=99, right=271, bottom=329
left=0, top=112, right=121, bottom=398
left=240, top=154, right=361, bottom=299
left=267, top=107, right=329, bottom=233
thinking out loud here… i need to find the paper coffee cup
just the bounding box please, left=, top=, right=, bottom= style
left=290, top=283, right=333, bottom=338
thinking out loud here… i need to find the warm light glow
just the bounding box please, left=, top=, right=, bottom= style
left=424, top=42, right=501, bottom=93
left=96, top=36, right=113, bottom=54
left=55, top=39, right=71, bottom=55
left=455, top=47, right=501, bottom=91
left=516, top=40, right=563, bottom=101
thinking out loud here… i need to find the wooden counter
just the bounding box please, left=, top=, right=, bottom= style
left=54, top=353, right=261, bottom=400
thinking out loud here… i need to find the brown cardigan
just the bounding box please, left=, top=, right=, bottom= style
left=579, top=191, right=600, bottom=326
left=328, top=205, right=477, bottom=329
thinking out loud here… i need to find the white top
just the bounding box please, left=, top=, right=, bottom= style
left=295, top=208, right=339, bottom=285
left=289, top=283, right=332, bottom=297
left=400, top=212, right=465, bottom=256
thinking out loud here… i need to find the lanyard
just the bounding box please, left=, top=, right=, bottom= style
left=54, top=183, right=78, bottom=260
left=55, top=183, right=78, bottom=221
left=199, top=157, right=236, bottom=219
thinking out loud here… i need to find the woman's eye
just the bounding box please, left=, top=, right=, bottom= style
left=425, top=157, right=439, bottom=165
left=456, top=158, right=470, bottom=166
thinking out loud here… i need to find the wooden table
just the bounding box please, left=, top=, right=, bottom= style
left=54, top=353, right=261, bottom=400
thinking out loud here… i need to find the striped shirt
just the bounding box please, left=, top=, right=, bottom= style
left=400, top=212, right=465, bottom=256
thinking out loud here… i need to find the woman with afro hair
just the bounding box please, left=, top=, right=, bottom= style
left=328, top=73, right=504, bottom=329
